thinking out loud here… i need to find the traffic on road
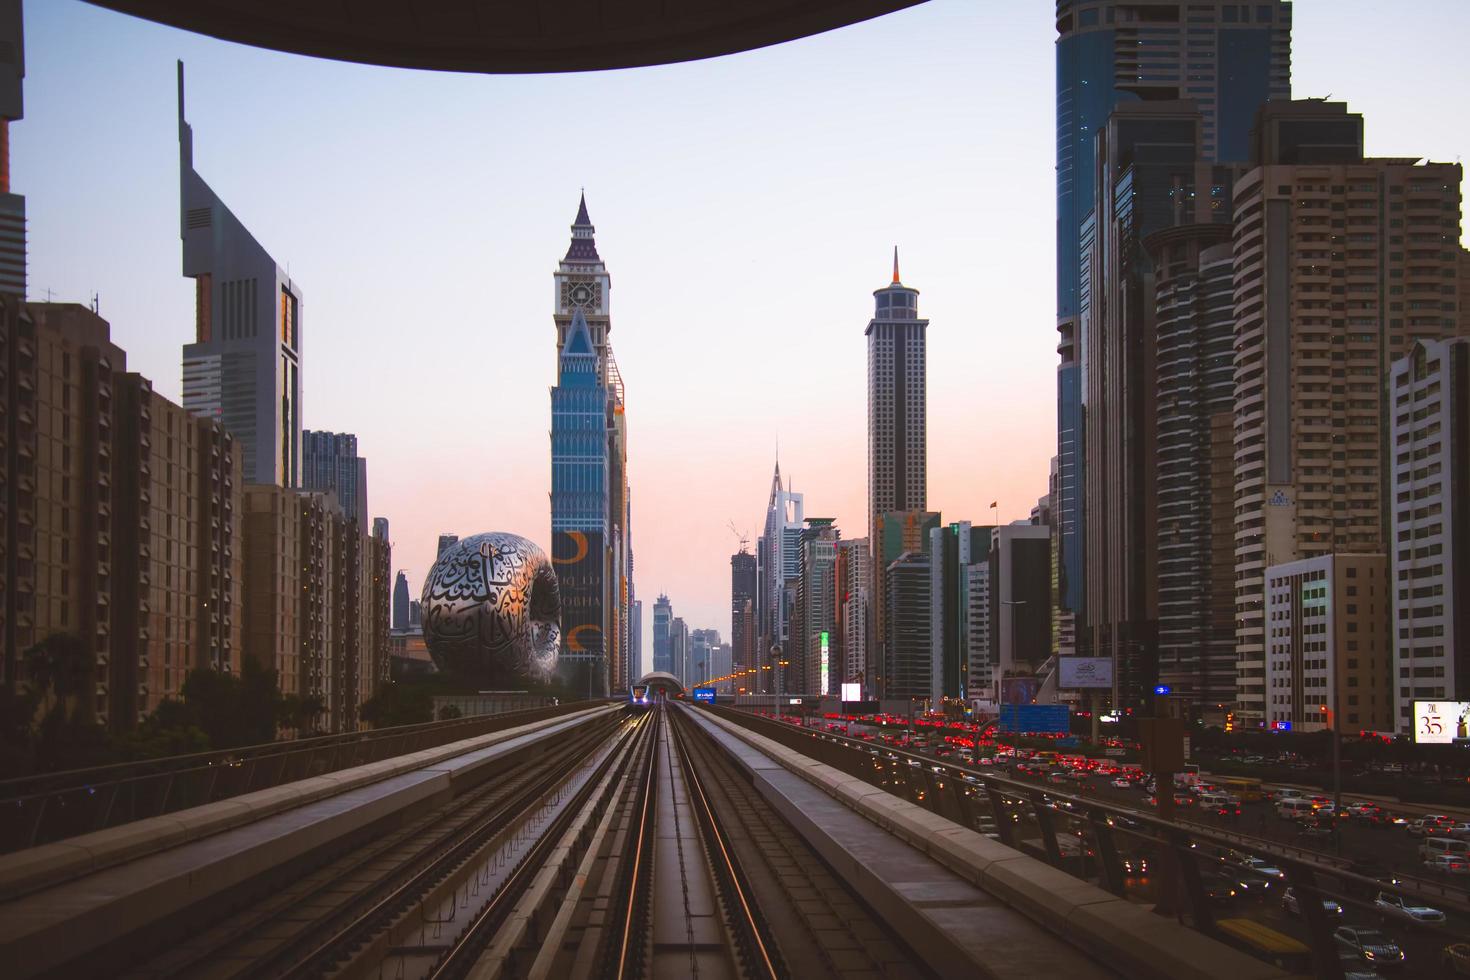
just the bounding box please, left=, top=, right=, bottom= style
left=757, top=708, right=1470, bottom=979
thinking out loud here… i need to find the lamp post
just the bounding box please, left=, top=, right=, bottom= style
left=1320, top=704, right=1342, bottom=853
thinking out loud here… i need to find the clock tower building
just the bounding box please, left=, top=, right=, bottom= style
left=550, top=193, right=632, bottom=697
left=554, top=193, right=612, bottom=383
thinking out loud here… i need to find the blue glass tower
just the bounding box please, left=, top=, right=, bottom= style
left=551, top=309, right=608, bottom=535
left=1054, top=1, right=1291, bottom=641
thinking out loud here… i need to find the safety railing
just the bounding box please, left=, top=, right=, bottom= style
left=0, top=700, right=580, bottom=853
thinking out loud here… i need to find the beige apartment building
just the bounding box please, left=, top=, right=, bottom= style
left=1264, top=553, right=1392, bottom=733
left=1232, top=101, right=1468, bottom=726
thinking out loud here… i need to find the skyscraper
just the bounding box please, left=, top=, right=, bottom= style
left=1149, top=231, right=1236, bottom=705
left=731, top=549, right=757, bottom=680
left=836, top=538, right=871, bottom=695
left=437, top=534, right=458, bottom=557
left=0, top=1, right=25, bottom=297
left=1389, top=339, right=1470, bottom=731
left=630, top=598, right=643, bottom=681
left=652, top=594, right=672, bottom=675
left=392, top=571, right=410, bottom=632
left=670, top=617, right=689, bottom=686
left=793, top=518, right=840, bottom=696
left=1055, top=0, right=1293, bottom=676
left=1231, top=101, right=1467, bottom=725
left=303, top=430, right=369, bottom=526
left=756, top=460, right=804, bottom=693
left=373, top=517, right=389, bottom=544
left=930, top=522, right=993, bottom=702
left=551, top=195, right=631, bottom=699
left=177, top=62, right=303, bottom=487
left=867, top=250, right=928, bottom=698
left=1081, top=101, right=1242, bottom=707
left=885, top=551, right=932, bottom=701
left=990, top=524, right=1053, bottom=702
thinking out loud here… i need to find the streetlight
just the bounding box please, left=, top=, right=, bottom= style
left=1319, top=704, right=1342, bottom=853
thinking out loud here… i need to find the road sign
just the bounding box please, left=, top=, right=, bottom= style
left=1104, top=747, right=1127, bottom=757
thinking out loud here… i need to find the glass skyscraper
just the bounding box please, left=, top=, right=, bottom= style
left=1054, top=1, right=1291, bottom=646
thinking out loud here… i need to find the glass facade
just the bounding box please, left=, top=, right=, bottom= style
left=550, top=312, right=608, bottom=535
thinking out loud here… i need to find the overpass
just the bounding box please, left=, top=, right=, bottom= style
left=0, top=699, right=1348, bottom=978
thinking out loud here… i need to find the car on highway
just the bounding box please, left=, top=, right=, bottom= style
left=1198, top=871, right=1240, bottom=904
left=1443, top=942, right=1470, bottom=977
left=1446, top=821, right=1470, bottom=840
left=1407, top=815, right=1453, bottom=836
left=1277, top=798, right=1317, bottom=821
left=1333, top=926, right=1405, bottom=970
left=1373, top=891, right=1446, bottom=925
left=1419, top=836, right=1469, bottom=864
left=1234, top=855, right=1287, bottom=882
left=1281, top=886, right=1343, bottom=918
left=1110, top=777, right=1132, bottom=789
left=1426, top=853, right=1470, bottom=875
left=1346, top=801, right=1383, bottom=820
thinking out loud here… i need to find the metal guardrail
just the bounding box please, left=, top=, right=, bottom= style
left=0, top=701, right=589, bottom=853
left=720, top=707, right=1468, bottom=980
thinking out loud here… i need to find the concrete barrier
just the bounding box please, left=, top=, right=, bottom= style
left=0, top=704, right=617, bottom=903
left=699, top=710, right=1290, bottom=980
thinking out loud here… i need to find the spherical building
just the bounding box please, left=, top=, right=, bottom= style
left=421, top=533, right=561, bottom=685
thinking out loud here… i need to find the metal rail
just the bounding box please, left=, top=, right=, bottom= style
left=426, top=715, right=643, bottom=980
left=118, top=711, right=620, bottom=980
left=613, top=712, right=659, bottom=980
left=669, top=707, right=782, bottom=980
left=0, top=700, right=582, bottom=852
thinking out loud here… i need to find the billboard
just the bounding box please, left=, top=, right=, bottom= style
left=553, top=529, right=605, bottom=662
left=819, top=631, right=830, bottom=696
left=1414, top=700, right=1470, bottom=744
left=998, top=704, right=1070, bottom=735
left=1058, top=657, right=1113, bottom=689
left=1000, top=676, right=1041, bottom=705
left=692, top=687, right=716, bottom=704
left=840, top=682, right=861, bottom=703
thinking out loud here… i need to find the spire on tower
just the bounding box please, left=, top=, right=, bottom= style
left=892, top=246, right=900, bottom=285
left=565, top=190, right=600, bottom=262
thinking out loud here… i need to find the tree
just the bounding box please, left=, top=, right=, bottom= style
left=360, top=683, right=433, bottom=728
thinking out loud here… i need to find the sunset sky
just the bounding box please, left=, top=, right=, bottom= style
left=20, top=1, right=1470, bottom=675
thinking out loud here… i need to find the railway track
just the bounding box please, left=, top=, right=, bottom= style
left=120, top=710, right=626, bottom=980
left=114, top=703, right=927, bottom=980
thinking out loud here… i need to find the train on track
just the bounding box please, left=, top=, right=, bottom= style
left=629, top=684, right=652, bottom=710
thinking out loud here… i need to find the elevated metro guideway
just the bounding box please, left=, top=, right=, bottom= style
left=0, top=703, right=1296, bottom=979
left=84, top=1, right=927, bottom=73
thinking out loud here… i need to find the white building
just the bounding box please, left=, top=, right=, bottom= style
left=1389, top=338, right=1470, bottom=731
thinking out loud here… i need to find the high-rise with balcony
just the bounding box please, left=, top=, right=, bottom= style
left=730, top=548, right=756, bottom=682
left=0, top=1, right=26, bottom=298
left=1148, top=231, right=1237, bottom=706
left=1080, top=101, right=1242, bottom=707
left=1231, top=100, right=1468, bottom=726
left=1389, top=339, right=1470, bottom=731
left=177, top=63, right=302, bottom=488
left=1056, top=1, right=1292, bottom=674
left=867, top=251, right=927, bottom=697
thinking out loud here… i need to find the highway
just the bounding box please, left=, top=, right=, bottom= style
left=804, top=713, right=1469, bottom=980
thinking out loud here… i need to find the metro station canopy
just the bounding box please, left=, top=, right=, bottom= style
left=637, top=671, right=683, bottom=695
left=87, top=0, right=924, bottom=73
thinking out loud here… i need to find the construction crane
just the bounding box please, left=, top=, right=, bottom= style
left=727, top=520, right=750, bottom=554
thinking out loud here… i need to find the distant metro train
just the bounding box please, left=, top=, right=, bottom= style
left=629, top=684, right=652, bottom=711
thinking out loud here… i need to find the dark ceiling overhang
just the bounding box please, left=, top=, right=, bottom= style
left=86, top=1, right=927, bottom=74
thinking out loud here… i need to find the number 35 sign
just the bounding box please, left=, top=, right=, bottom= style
left=1414, top=700, right=1470, bottom=744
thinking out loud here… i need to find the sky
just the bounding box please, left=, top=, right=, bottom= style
left=19, top=1, right=1470, bottom=676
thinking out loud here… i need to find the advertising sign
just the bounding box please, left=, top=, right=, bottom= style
left=1000, top=676, right=1041, bottom=705
left=692, top=687, right=716, bottom=704
left=1057, top=657, right=1113, bottom=689
left=998, top=704, right=1070, bottom=735
left=552, top=529, right=605, bottom=661
left=840, top=682, right=861, bottom=703
left=819, top=631, right=830, bottom=696
left=1414, top=700, right=1470, bottom=744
